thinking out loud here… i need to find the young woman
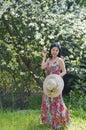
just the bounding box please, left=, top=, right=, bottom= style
left=41, top=42, right=70, bottom=130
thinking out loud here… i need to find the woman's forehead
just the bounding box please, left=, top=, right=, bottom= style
left=51, top=47, right=59, bottom=50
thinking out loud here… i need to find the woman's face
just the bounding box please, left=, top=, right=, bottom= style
left=51, top=47, right=59, bottom=58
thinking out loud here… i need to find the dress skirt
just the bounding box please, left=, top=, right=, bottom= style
left=41, top=93, right=70, bottom=129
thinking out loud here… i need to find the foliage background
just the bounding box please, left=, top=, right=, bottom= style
left=0, top=0, right=86, bottom=109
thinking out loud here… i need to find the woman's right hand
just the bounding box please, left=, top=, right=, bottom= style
left=41, top=50, right=47, bottom=58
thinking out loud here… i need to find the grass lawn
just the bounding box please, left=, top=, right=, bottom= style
left=0, top=92, right=86, bottom=130
left=0, top=109, right=86, bottom=130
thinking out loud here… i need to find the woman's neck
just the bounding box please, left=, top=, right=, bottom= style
left=52, top=56, right=58, bottom=59
left=50, top=57, right=58, bottom=61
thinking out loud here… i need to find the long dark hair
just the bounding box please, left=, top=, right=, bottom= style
left=49, top=42, right=61, bottom=58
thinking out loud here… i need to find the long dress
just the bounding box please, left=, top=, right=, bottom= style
left=41, top=59, right=70, bottom=130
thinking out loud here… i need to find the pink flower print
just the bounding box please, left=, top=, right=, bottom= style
left=42, top=115, right=48, bottom=121
left=42, top=102, right=46, bottom=109
left=60, top=104, right=64, bottom=111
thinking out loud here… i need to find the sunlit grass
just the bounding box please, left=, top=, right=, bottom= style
left=0, top=92, right=86, bottom=130
left=0, top=109, right=86, bottom=130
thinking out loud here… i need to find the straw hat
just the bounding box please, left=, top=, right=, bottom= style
left=43, top=74, right=64, bottom=98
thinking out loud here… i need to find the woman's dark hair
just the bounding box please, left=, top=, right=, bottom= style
left=49, top=42, right=61, bottom=58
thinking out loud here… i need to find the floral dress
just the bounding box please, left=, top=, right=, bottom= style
left=41, top=59, right=70, bottom=130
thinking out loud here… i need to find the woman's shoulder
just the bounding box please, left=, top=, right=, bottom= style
left=58, top=57, right=64, bottom=61
left=58, top=57, right=65, bottom=64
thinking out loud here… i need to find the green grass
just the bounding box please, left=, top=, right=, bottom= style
left=0, top=109, right=86, bottom=130
left=0, top=92, right=86, bottom=130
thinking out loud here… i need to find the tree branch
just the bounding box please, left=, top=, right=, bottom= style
left=1, top=12, right=43, bottom=88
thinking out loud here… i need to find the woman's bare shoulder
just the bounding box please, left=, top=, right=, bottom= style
left=58, top=57, right=65, bottom=64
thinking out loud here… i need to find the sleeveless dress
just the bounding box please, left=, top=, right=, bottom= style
left=41, top=59, right=70, bottom=130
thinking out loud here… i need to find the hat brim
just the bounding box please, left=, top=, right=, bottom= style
left=43, top=74, right=64, bottom=98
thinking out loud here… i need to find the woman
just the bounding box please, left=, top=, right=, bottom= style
left=41, top=42, right=70, bottom=130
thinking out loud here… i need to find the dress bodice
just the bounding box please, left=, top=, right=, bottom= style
left=45, top=59, right=61, bottom=76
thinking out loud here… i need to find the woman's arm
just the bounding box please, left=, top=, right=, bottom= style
left=59, top=58, right=66, bottom=77
left=41, top=50, right=48, bottom=69
left=41, top=57, right=47, bottom=69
